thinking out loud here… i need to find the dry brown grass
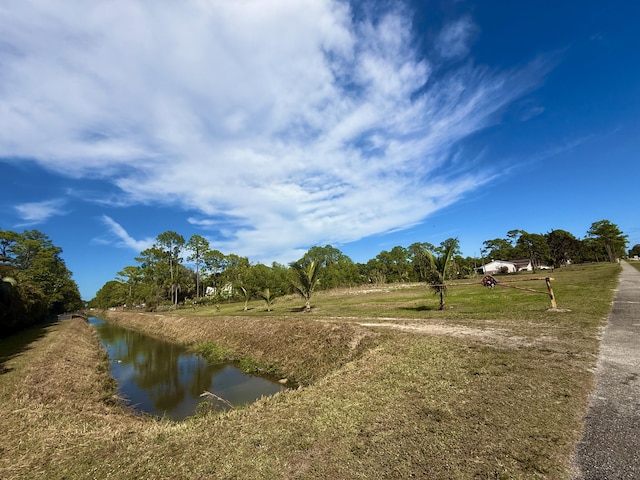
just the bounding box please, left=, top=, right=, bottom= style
left=0, top=318, right=150, bottom=480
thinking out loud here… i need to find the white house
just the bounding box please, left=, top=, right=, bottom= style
left=477, top=260, right=516, bottom=274
left=512, top=258, right=533, bottom=272
left=205, top=282, right=234, bottom=298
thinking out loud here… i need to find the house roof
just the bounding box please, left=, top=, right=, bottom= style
left=483, top=260, right=514, bottom=266
left=511, top=258, right=531, bottom=268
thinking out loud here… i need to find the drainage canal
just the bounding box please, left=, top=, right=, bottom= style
left=89, top=317, right=287, bottom=420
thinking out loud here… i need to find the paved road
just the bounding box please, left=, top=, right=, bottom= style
left=574, top=261, right=640, bottom=479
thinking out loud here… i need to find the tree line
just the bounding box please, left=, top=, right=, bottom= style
left=482, top=220, right=628, bottom=269
left=1, top=229, right=83, bottom=336
left=89, top=219, right=629, bottom=311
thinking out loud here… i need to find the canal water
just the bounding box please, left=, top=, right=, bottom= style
left=89, top=317, right=287, bottom=420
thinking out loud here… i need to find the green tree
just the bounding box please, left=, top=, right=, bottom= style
left=482, top=237, right=515, bottom=262
left=361, top=258, right=387, bottom=284
left=514, top=231, right=551, bottom=272
left=232, top=263, right=288, bottom=311
left=422, top=238, right=460, bottom=310
left=587, top=220, right=628, bottom=263
left=117, top=265, right=143, bottom=307
left=450, top=255, right=481, bottom=279
left=290, top=260, right=321, bottom=312
left=135, top=246, right=170, bottom=307
left=177, top=264, right=197, bottom=299
left=299, top=245, right=361, bottom=289
left=233, top=262, right=265, bottom=309
left=202, top=248, right=227, bottom=292
left=220, top=254, right=250, bottom=298
left=13, top=280, right=48, bottom=330
left=9, top=230, right=82, bottom=314
left=409, top=242, right=436, bottom=281
left=0, top=229, right=78, bottom=334
left=186, top=234, right=210, bottom=298
left=0, top=230, right=19, bottom=264
left=580, top=237, right=604, bottom=263
left=546, top=230, right=581, bottom=267
left=90, top=280, right=127, bottom=309
left=270, top=262, right=292, bottom=295
left=629, top=244, right=640, bottom=257
left=155, top=231, right=185, bottom=306
left=374, top=246, right=411, bottom=283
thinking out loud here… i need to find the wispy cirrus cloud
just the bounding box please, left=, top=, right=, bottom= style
left=99, top=215, right=154, bottom=252
left=14, top=199, right=67, bottom=226
left=434, top=15, right=478, bottom=60
left=0, top=1, right=553, bottom=260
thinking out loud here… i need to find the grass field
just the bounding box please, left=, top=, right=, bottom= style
left=0, top=262, right=621, bottom=479
left=628, top=259, right=640, bottom=273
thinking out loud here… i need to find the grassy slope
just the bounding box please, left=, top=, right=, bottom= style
left=0, top=263, right=620, bottom=479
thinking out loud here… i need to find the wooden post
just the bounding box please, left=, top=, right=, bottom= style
left=545, top=277, right=557, bottom=309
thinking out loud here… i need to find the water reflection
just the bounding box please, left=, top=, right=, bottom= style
left=89, top=317, right=286, bottom=420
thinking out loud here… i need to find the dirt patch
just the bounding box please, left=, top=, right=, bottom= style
left=352, top=319, right=540, bottom=348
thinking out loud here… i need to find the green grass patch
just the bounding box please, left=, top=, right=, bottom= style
left=627, top=260, right=640, bottom=272
left=194, top=341, right=282, bottom=377
left=193, top=341, right=235, bottom=362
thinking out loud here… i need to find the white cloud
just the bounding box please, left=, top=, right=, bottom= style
left=434, top=15, right=477, bottom=60
left=100, top=215, right=154, bottom=252
left=14, top=199, right=67, bottom=226
left=0, top=1, right=551, bottom=260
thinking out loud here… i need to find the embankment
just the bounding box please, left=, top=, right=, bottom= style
left=99, top=311, right=378, bottom=384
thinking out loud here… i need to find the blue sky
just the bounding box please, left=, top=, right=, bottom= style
left=1, top=0, right=638, bottom=300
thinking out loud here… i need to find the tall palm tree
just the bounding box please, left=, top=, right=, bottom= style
left=423, top=239, right=459, bottom=310
left=290, top=260, right=321, bottom=312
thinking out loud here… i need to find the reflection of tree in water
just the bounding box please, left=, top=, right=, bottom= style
left=94, top=319, right=225, bottom=412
